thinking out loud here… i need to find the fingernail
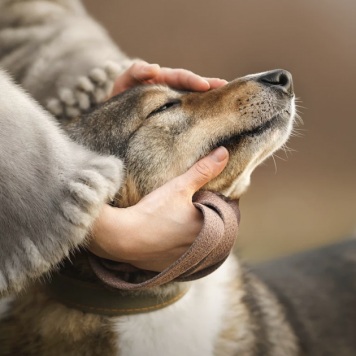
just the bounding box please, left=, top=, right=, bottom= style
left=202, top=79, right=210, bottom=86
left=142, top=63, right=160, bottom=74
left=209, top=146, right=228, bottom=162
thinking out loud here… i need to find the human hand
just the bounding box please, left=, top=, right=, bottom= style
left=110, top=60, right=227, bottom=98
left=89, top=146, right=229, bottom=272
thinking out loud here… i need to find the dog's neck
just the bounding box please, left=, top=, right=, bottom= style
left=60, top=251, right=172, bottom=296
left=41, top=250, right=190, bottom=317
left=44, top=270, right=189, bottom=317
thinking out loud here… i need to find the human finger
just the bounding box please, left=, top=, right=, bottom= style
left=204, top=78, right=228, bottom=89
left=152, top=68, right=210, bottom=91
left=111, top=61, right=160, bottom=96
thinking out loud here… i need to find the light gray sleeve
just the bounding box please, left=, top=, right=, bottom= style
left=0, top=0, right=138, bottom=122
left=0, top=70, right=124, bottom=297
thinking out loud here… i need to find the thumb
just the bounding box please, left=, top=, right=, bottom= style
left=176, top=147, right=229, bottom=195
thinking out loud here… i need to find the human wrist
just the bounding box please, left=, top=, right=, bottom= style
left=89, top=204, right=136, bottom=263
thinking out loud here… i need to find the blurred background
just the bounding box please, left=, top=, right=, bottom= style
left=85, top=0, right=356, bottom=263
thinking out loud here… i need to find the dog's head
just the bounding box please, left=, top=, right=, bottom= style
left=67, top=69, right=295, bottom=206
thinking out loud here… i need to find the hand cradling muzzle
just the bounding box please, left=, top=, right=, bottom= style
left=88, top=191, right=240, bottom=290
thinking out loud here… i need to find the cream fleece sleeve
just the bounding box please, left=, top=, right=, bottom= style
left=0, top=0, right=138, bottom=122
left=0, top=70, right=124, bottom=297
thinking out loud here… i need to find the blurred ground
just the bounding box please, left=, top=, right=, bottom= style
left=85, top=0, right=356, bottom=262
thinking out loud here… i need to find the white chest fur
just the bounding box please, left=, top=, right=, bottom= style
left=111, top=258, right=238, bottom=356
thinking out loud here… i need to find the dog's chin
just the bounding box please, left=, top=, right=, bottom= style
left=204, top=114, right=294, bottom=199
left=212, top=114, right=281, bottom=152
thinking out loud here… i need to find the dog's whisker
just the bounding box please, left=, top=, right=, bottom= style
left=273, top=153, right=287, bottom=162
left=271, top=154, right=278, bottom=173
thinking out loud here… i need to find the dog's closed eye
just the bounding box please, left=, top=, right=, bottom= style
left=146, top=100, right=181, bottom=119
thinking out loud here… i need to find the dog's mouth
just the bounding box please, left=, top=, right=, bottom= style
left=214, top=115, right=279, bottom=149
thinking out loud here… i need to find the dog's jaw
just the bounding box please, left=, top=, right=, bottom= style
left=223, top=97, right=295, bottom=199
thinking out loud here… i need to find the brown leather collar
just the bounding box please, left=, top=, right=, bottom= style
left=44, top=273, right=189, bottom=317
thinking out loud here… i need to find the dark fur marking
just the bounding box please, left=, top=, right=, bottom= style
left=253, top=239, right=356, bottom=356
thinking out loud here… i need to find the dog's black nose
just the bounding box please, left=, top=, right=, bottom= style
left=257, top=69, right=294, bottom=95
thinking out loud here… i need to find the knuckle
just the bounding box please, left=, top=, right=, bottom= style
left=130, top=63, right=140, bottom=73
left=131, top=61, right=144, bottom=73
left=194, top=161, right=213, bottom=180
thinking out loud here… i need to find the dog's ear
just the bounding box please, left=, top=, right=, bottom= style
left=115, top=174, right=143, bottom=208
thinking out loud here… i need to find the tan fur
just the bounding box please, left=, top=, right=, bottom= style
left=0, top=284, right=118, bottom=355
left=115, top=174, right=143, bottom=208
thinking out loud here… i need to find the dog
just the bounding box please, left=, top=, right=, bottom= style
left=1, top=1, right=356, bottom=355
left=1, top=67, right=356, bottom=356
